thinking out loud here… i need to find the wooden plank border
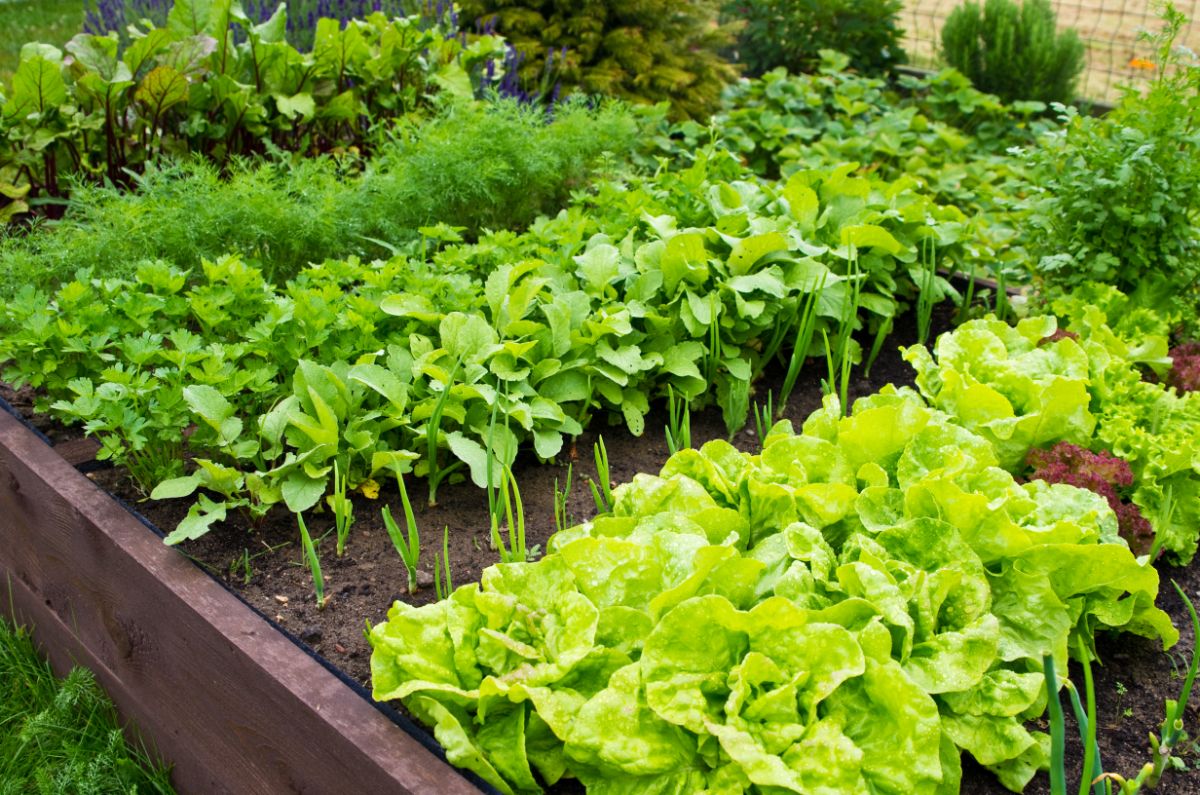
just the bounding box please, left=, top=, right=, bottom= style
left=0, top=405, right=483, bottom=795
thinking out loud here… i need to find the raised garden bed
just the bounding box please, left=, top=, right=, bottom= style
left=0, top=399, right=489, bottom=795
left=4, top=305, right=1198, bottom=793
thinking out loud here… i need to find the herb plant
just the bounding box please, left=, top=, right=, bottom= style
left=942, top=0, right=1085, bottom=104
left=1025, top=2, right=1200, bottom=327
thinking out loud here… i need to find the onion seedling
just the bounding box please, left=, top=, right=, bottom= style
left=1044, top=653, right=1068, bottom=795
left=381, top=475, right=420, bottom=595
left=330, top=460, right=353, bottom=557
left=956, top=261, right=979, bottom=324
left=819, top=327, right=853, bottom=412
left=296, top=512, right=326, bottom=609
left=485, top=394, right=514, bottom=551
left=862, top=316, right=892, bottom=377
left=1144, top=582, right=1200, bottom=788
left=588, top=437, right=613, bottom=514
left=496, top=465, right=531, bottom=563
left=664, top=385, right=691, bottom=455
left=915, top=236, right=938, bottom=346
left=753, top=391, right=774, bottom=447
left=778, top=272, right=826, bottom=414
left=1043, top=583, right=1200, bottom=795
left=704, top=293, right=722, bottom=388
left=434, top=526, right=453, bottom=601
left=994, top=270, right=1010, bottom=322
left=553, top=463, right=574, bottom=534
left=426, top=356, right=463, bottom=506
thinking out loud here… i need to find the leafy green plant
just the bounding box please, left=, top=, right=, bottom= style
left=459, top=0, right=741, bottom=119
left=0, top=3, right=508, bottom=210
left=905, top=312, right=1200, bottom=562
left=370, top=386, right=1177, bottom=795
left=724, top=0, right=906, bottom=76
left=942, top=0, right=1084, bottom=104
left=1024, top=2, right=1200, bottom=327
left=296, top=511, right=326, bottom=609
left=381, top=475, right=421, bottom=595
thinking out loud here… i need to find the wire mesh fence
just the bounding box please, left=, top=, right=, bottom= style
left=901, top=0, right=1200, bottom=103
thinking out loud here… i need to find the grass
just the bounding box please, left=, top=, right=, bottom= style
left=0, top=612, right=176, bottom=793
left=0, top=0, right=84, bottom=85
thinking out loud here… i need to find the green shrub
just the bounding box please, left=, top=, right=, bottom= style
left=941, top=0, right=1084, bottom=104
left=724, top=0, right=906, bottom=77
left=1024, top=2, right=1200, bottom=326
left=457, top=0, right=741, bottom=120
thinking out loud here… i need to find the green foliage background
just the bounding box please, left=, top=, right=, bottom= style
left=723, top=0, right=907, bottom=77
left=458, top=0, right=742, bottom=119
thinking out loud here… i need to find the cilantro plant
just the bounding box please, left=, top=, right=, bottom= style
left=1025, top=2, right=1200, bottom=327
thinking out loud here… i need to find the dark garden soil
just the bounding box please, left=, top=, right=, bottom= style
left=7, top=302, right=1200, bottom=793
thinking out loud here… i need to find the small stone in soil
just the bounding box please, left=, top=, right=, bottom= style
left=274, top=594, right=289, bottom=605
left=300, top=626, right=323, bottom=643
left=416, top=570, right=435, bottom=588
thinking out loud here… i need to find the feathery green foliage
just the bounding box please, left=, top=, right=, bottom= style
left=0, top=97, right=642, bottom=295
left=941, top=0, right=1085, bottom=104
left=369, top=97, right=643, bottom=233
left=724, top=0, right=907, bottom=77
left=0, top=614, right=175, bottom=794
left=458, top=0, right=741, bottom=119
